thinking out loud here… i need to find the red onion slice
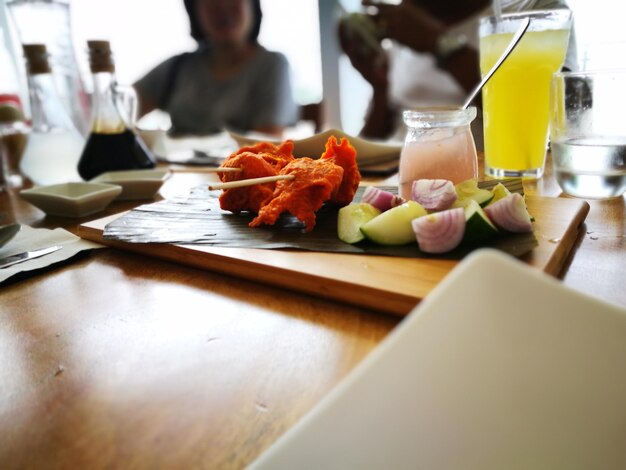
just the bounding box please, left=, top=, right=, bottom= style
left=411, top=179, right=457, bottom=211
left=484, top=193, right=532, bottom=233
left=412, top=207, right=465, bottom=253
left=361, top=186, right=405, bottom=212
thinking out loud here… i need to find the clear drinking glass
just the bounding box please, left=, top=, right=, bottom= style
left=550, top=71, right=626, bottom=199
left=479, top=10, right=572, bottom=179
left=399, top=107, right=478, bottom=200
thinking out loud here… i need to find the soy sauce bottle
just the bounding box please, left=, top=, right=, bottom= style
left=78, top=41, right=154, bottom=180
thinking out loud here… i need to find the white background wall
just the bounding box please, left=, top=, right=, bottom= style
left=567, top=0, right=626, bottom=71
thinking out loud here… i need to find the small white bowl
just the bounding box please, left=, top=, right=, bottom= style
left=90, top=169, right=170, bottom=201
left=20, top=182, right=122, bottom=218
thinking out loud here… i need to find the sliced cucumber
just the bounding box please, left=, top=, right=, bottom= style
left=337, top=203, right=381, bottom=244
left=463, top=199, right=499, bottom=244
left=360, top=201, right=427, bottom=245
left=453, top=179, right=493, bottom=208
left=488, top=182, right=511, bottom=206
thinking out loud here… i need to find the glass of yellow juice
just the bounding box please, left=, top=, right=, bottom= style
left=479, top=10, right=572, bottom=179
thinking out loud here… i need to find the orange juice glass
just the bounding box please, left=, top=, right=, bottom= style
left=479, top=10, right=572, bottom=179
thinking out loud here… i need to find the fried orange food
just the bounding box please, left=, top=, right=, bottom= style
left=249, top=158, right=344, bottom=232
left=320, top=136, right=361, bottom=205
left=220, top=140, right=294, bottom=183
left=218, top=140, right=296, bottom=213
left=218, top=137, right=360, bottom=230
left=235, top=140, right=294, bottom=160
left=218, top=152, right=278, bottom=213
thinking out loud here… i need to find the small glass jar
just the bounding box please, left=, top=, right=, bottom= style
left=398, top=107, right=478, bottom=200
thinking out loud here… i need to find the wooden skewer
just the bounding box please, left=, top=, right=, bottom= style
left=169, top=167, right=242, bottom=174
left=208, top=174, right=295, bottom=191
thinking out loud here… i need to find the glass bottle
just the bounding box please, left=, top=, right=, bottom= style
left=6, top=0, right=91, bottom=136
left=0, top=24, right=28, bottom=188
left=19, top=43, right=84, bottom=185
left=78, top=40, right=155, bottom=180
left=398, top=107, right=478, bottom=200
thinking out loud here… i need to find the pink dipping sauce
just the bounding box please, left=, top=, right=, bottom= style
left=398, top=107, right=478, bottom=200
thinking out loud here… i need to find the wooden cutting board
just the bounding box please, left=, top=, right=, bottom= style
left=79, top=196, right=589, bottom=316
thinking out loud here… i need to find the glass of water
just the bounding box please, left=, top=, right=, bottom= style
left=550, top=71, right=626, bottom=199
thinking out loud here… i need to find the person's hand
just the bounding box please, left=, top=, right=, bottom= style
left=363, top=0, right=444, bottom=54
left=338, top=13, right=389, bottom=91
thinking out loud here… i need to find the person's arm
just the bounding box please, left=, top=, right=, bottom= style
left=360, top=79, right=395, bottom=139
left=133, top=55, right=181, bottom=120
left=338, top=17, right=394, bottom=139
left=437, top=46, right=482, bottom=99
left=367, top=0, right=481, bottom=95
left=248, top=52, right=299, bottom=136
left=134, top=87, right=158, bottom=120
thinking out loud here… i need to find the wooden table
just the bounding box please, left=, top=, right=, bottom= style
left=1, top=157, right=625, bottom=469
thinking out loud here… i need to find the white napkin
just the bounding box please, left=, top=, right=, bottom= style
left=0, top=225, right=105, bottom=284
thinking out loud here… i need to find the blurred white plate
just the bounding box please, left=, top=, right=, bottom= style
left=20, top=182, right=122, bottom=218
left=229, top=128, right=401, bottom=166
left=251, top=249, right=626, bottom=470
left=91, top=169, right=170, bottom=201
left=0, top=223, right=20, bottom=248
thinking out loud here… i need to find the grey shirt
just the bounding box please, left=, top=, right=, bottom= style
left=135, top=46, right=299, bottom=135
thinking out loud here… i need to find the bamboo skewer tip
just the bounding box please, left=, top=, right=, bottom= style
left=169, top=167, right=242, bottom=174
left=208, top=174, right=295, bottom=191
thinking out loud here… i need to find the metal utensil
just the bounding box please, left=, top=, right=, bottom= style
left=462, top=17, right=531, bottom=110
left=0, top=245, right=62, bottom=269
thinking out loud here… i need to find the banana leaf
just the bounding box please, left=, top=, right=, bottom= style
left=103, top=179, right=536, bottom=259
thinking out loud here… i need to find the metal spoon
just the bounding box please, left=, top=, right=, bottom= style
left=0, top=223, right=21, bottom=248
left=462, top=17, right=531, bottom=110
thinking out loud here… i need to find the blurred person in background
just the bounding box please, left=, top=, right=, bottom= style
left=134, top=0, right=298, bottom=136
left=339, top=0, right=574, bottom=142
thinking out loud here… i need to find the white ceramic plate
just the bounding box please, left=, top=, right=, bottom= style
left=20, top=182, right=122, bottom=218
left=228, top=128, right=402, bottom=166
left=90, top=169, right=170, bottom=201
left=251, top=249, right=626, bottom=470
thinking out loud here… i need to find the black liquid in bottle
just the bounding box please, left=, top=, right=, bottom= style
left=77, top=129, right=155, bottom=180
left=81, top=40, right=156, bottom=180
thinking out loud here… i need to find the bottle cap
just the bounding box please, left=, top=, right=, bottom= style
left=87, top=40, right=115, bottom=73
left=22, top=44, right=51, bottom=75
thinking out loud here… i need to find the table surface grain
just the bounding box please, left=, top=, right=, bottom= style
left=1, top=156, right=625, bottom=469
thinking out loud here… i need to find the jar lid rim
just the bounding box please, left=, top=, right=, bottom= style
left=402, top=106, right=476, bottom=127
